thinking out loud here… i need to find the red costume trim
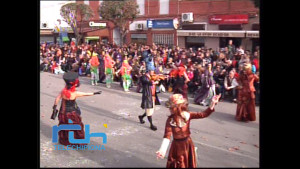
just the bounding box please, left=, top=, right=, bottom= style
left=178, top=66, right=186, bottom=77
left=62, top=79, right=79, bottom=99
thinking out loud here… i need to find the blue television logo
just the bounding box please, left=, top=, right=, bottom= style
left=52, top=119, right=107, bottom=144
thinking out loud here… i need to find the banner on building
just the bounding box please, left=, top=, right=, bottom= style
left=147, top=19, right=174, bottom=29
left=209, top=14, right=249, bottom=24
left=246, top=31, right=259, bottom=38
left=177, top=30, right=246, bottom=38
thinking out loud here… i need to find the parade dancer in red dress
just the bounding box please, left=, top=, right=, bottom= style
left=156, top=93, right=221, bottom=168
left=235, top=63, right=259, bottom=122
left=51, top=72, right=102, bottom=146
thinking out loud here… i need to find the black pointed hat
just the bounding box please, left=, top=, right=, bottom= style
left=63, top=72, right=79, bottom=84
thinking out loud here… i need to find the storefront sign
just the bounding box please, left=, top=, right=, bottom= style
left=246, top=31, right=259, bottom=38
left=209, top=14, right=249, bottom=24
left=147, top=19, right=174, bottom=29
left=89, top=21, right=107, bottom=27
left=177, top=30, right=245, bottom=38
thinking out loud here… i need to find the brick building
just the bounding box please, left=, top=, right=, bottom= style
left=76, top=0, right=115, bottom=45
left=78, top=0, right=259, bottom=52
left=130, top=0, right=259, bottom=52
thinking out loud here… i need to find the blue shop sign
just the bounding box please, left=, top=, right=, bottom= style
left=147, top=20, right=174, bottom=29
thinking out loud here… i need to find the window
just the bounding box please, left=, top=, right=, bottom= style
left=153, top=34, right=174, bottom=46
left=159, top=0, right=169, bottom=15
left=137, top=0, right=145, bottom=15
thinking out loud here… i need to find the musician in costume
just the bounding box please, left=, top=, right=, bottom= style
left=138, top=70, right=165, bottom=131
left=235, top=63, right=259, bottom=122
left=51, top=72, right=101, bottom=146
left=156, top=93, right=221, bottom=168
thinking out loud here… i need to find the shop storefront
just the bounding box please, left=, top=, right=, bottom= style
left=177, top=30, right=246, bottom=50
left=148, top=19, right=175, bottom=46
left=209, top=14, right=248, bottom=49
left=128, top=20, right=148, bottom=45
left=52, top=27, right=75, bottom=45
left=179, top=22, right=207, bottom=50
left=78, top=21, right=112, bottom=45
left=246, top=30, right=259, bottom=52
left=131, top=33, right=147, bottom=45
left=128, top=19, right=178, bottom=46
left=250, top=23, right=260, bottom=52
left=177, top=14, right=259, bottom=52
left=85, top=36, right=99, bottom=45
left=40, top=29, right=54, bottom=44
left=185, top=36, right=205, bottom=50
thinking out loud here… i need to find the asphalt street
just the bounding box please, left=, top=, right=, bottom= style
left=40, top=72, right=259, bottom=168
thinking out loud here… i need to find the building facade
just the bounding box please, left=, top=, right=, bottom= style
left=76, top=0, right=115, bottom=45
left=77, top=0, right=259, bottom=51
left=129, top=0, right=259, bottom=51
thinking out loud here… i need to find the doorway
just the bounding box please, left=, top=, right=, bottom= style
left=219, top=37, right=242, bottom=48
left=185, top=36, right=205, bottom=51
left=252, top=38, right=259, bottom=53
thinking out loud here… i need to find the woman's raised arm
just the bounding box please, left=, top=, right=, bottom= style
left=75, top=91, right=102, bottom=98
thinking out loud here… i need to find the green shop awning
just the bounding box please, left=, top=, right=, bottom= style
left=85, top=36, right=100, bottom=40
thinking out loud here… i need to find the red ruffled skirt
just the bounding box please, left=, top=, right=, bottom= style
left=235, top=91, right=256, bottom=122
left=58, top=111, right=87, bottom=146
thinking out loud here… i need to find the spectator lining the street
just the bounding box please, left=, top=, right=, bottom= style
left=224, top=70, right=238, bottom=102
left=194, top=63, right=216, bottom=106
left=40, top=40, right=259, bottom=111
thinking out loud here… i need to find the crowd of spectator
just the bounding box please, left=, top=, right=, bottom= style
left=40, top=40, right=260, bottom=104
